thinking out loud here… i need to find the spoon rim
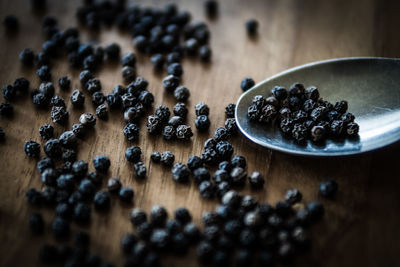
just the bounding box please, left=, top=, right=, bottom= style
left=235, top=56, right=400, bottom=157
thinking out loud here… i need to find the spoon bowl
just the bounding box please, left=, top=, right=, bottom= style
left=235, top=57, right=400, bottom=156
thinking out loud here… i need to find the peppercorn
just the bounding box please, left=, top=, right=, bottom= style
left=138, top=90, right=154, bottom=107
left=104, top=42, right=120, bottom=60
left=56, top=173, right=74, bottom=192
left=121, top=234, right=137, bottom=255
left=151, top=54, right=165, bottom=71
left=161, top=125, right=174, bottom=141
left=59, top=131, right=77, bottom=148
left=330, top=120, right=344, bottom=136
left=161, top=151, right=175, bottom=166
left=182, top=223, right=200, bottom=244
left=170, top=163, right=189, bottom=183
left=41, top=168, right=57, bottom=186
left=74, top=202, right=91, bottom=223
left=121, top=66, right=136, bottom=83
left=203, top=138, right=216, bottom=150
left=85, top=171, right=101, bottom=187
left=193, top=102, right=209, bottom=116
left=173, top=86, right=190, bottom=102
left=150, top=205, right=168, bottom=227
left=79, top=113, right=96, bottom=129
left=319, top=179, right=338, bottom=198
left=214, top=127, right=230, bottom=141
left=29, top=213, right=44, bottom=234
left=19, top=48, right=35, bottom=66
left=86, top=78, right=102, bottom=94
left=91, top=155, right=110, bottom=173
left=201, top=148, right=219, bottom=165
left=214, top=141, right=233, bottom=160
left=119, top=186, right=134, bottom=202
left=198, top=180, right=215, bottom=199
left=2, top=85, right=16, bottom=101
left=90, top=92, right=105, bottom=107
left=167, top=62, right=183, bottom=77
left=163, top=75, right=180, bottom=92
left=173, top=102, right=188, bottom=118
left=306, top=201, right=324, bottom=222
left=172, top=207, right=191, bottom=225
left=222, top=190, right=241, bottom=208
left=346, top=122, right=359, bottom=136
left=3, top=15, right=19, bottom=31
left=196, top=241, right=214, bottom=263
left=167, top=52, right=181, bottom=64
left=55, top=202, right=72, bottom=219
left=245, top=19, right=258, bottom=35
left=70, top=161, right=87, bottom=180
left=284, top=189, right=302, bottom=205
left=248, top=171, right=265, bottom=189
left=77, top=179, right=96, bottom=199
left=36, top=65, right=51, bottom=81
left=223, top=118, right=237, bottom=135
left=133, top=161, right=147, bottom=179
left=194, top=115, right=210, bottom=131
left=187, top=156, right=203, bottom=171
left=199, top=45, right=212, bottom=61
left=191, top=167, right=209, bottom=184
left=24, top=140, right=41, bottom=157
left=0, top=102, right=13, bottom=117
left=167, top=116, right=183, bottom=128
left=94, top=103, right=107, bottom=120
left=104, top=178, right=121, bottom=195
left=175, top=124, right=193, bottom=140
left=52, top=216, right=70, bottom=238
left=145, top=115, right=161, bottom=134
left=241, top=77, right=255, bottom=92
left=125, top=146, right=141, bottom=163
left=155, top=105, right=171, bottom=123
left=50, top=96, right=65, bottom=108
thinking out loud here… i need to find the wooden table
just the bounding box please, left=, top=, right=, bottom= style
left=1, top=0, right=400, bottom=266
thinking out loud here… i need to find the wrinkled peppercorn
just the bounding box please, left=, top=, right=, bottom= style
left=95, top=104, right=108, bottom=120
left=172, top=163, right=190, bottom=183
left=93, top=155, right=110, bottom=173
left=70, top=90, right=85, bottom=108
left=0, top=102, right=13, bottom=116
left=150, top=152, right=161, bottom=163
left=37, top=65, right=51, bottom=81
left=119, top=186, right=134, bottom=202
left=125, top=146, right=141, bottom=163
left=176, top=125, right=193, bottom=140
left=246, top=19, right=258, bottom=35
left=248, top=171, right=265, bottom=189
left=173, top=102, right=188, bottom=118
left=72, top=160, right=88, bottom=178
left=150, top=205, right=168, bottom=227
left=134, top=162, right=147, bottom=178
left=79, top=113, right=96, bottom=128
left=319, top=179, right=338, bottom=198
left=174, top=86, right=190, bottom=102
left=24, top=140, right=41, bottom=157
left=29, top=213, right=44, bottom=234
left=51, top=106, right=69, bottom=124
left=19, top=48, right=35, bottom=66
left=225, top=103, right=236, bottom=118
left=39, top=124, right=54, bottom=140
left=161, top=151, right=175, bottom=166
left=52, top=216, right=70, bottom=238
left=163, top=75, right=180, bottom=92
left=195, top=115, right=210, bottom=131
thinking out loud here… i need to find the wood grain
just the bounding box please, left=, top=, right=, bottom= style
left=0, top=0, right=400, bottom=266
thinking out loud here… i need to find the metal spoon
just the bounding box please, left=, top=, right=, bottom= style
left=235, top=57, right=400, bottom=156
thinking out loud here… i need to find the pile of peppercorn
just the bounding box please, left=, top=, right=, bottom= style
left=247, top=83, right=360, bottom=143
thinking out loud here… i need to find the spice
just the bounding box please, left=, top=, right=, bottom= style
left=58, top=76, right=71, bottom=91
left=0, top=102, right=13, bottom=116
left=37, top=65, right=51, bottom=81
left=155, top=105, right=171, bottom=122
left=95, top=103, right=108, bottom=120
left=173, top=102, right=188, bottom=118
left=214, top=127, right=230, bottom=141
left=146, top=115, right=162, bottom=134
left=195, top=115, right=210, bottom=131
left=187, top=156, right=203, bottom=171
left=71, top=90, right=85, bottom=108
left=93, top=155, right=110, bottom=173
left=319, top=179, right=338, bottom=198
left=51, top=216, right=70, bottom=238
left=151, top=54, right=165, bottom=70
left=29, top=213, right=44, bottom=234
left=107, top=178, right=122, bottom=194
left=225, top=103, right=236, bottom=118
left=19, top=48, right=35, bottom=66
left=163, top=125, right=176, bottom=140
left=193, top=167, right=211, bottom=184
left=104, top=42, right=121, bottom=60
left=161, top=151, right=175, bottom=166
left=151, top=152, right=161, bottom=163
left=74, top=202, right=91, bottom=223
left=79, top=113, right=96, bottom=128
left=172, top=163, right=190, bottom=183
left=245, top=19, right=259, bottom=35
left=130, top=208, right=147, bottom=227
left=150, top=205, right=168, bottom=227
left=176, top=125, right=193, bottom=140
left=72, top=160, right=88, bottom=178
left=199, top=181, right=215, bottom=199
left=248, top=171, right=265, bottom=189
left=125, top=146, right=142, bottom=163
left=134, top=162, right=147, bottom=178
left=119, top=186, right=134, bottom=202
left=163, top=75, right=180, bottom=92
left=121, top=52, right=136, bottom=67
left=173, top=86, right=190, bottom=102
left=24, top=140, right=41, bottom=157
left=285, top=189, right=302, bottom=204
left=240, top=77, right=255, bottom=92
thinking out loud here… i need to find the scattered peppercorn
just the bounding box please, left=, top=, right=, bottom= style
left=150, top=205, right=168, bottom=227
left=29, top=213, right=44, bottom=234
left=134, top=161, right=147, bottom=178
left=24, top=140, right=41, bottom=157
left=173, top=86, right=190, bottom=102
left=107, top=177, right=122, bottom=194
left=172, top=163, right=190, bottom=183
left=19, top=48, right=35, bottom=66
left=3, top=15, right=19, bottom=31
left=319, top=179, right=338, bottom=198
left=151, top=152, right=161, bottom=163
left=245, top=19, right=259, bottom=35
left=119, top=186, right=134, bottom=202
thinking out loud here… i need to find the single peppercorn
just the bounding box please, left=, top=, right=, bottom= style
left=195, top=115, right=210, bottom=131
left=52, top=216, right=70, bottom=239
left=59, top=131, right=77, bottom=148
left=172, top=163, right=190, bottom=183
left=3, top=15, right=19, bottom=31
left=122, top=66, right=136, bottom=83
left=176, top=125, right=193, bottom=140
left=146, top=115, right=162, bottom=134
left=150, top=205, right=168, bottom=227
left=199, top=181, right=215, bottom=199
left=19, top=48, right=35, bottom=66
left=213, top=169, right=230, bottom=184
left=86, top=78, right=102, bottom=94
left=92, top=91, right=105, bottom=107
left=187, top=156, right=203, bottom=171
left=104, top=42, right=121, bottom=60
left=24, top=141, right=41, bottom=157
left=173, top=102, right=188, bottom=118
left=215, top=140, right=234, bottom=160
left=92, top=155, right=110, bottom=173
left=245, top=19, right=258, bottom=35
left=163, top=75, right=180, bottom=92
left=225, top=103, right=236, bottom=118
left=285, top=189, right=302, bottom=204
left=173, top=86, right=190, bottom=102
left=121, top=52, right=136, bottom=67
left=241, top=77, right=255, bottom=92
left=74, top=202, right=91, bottom=223
left=95, top=103, right=108, bottom=120
left=248, top=171, right=265, bottom=189
left=151, top=54, right=165, bottom=71
left=163, top=125, right=176, bottom=140
left=37, top=65, right=51, bottom=81
left=161, top=151, right=175, bottom=166
left=38, top=124, right=54, bottom=140
left=72, top=160, right=88, bottom=178
left=125, top=146, right=141, bottom=163
left=319, top=179, right=338, bottom=198
left=119, top=186, right=134, bottom=202
left=0, top=102, right=13, bottom=116
left=133, top=161, right=147, bottom=179
left=201, top=148, right=219, bottom=165
left=193, top=167, right=211, bottom=184
left=79, top=113, right=96, bottom=128
left=155, top=105, right=171, bottom=123
left=29, top=213, right=44, bottom=234
left=214, top=127, right=230, bottom=141
left=167, top=62, right=183, bottom=77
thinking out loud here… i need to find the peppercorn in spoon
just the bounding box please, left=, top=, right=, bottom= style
left=235, top=57, right=400, bottom=156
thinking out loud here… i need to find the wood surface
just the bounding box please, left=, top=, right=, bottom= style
left=1, top=0, right=400, bottom=266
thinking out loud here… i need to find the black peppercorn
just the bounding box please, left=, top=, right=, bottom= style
left=52, top=216, right=70, bottom=238
left=199, top=45, right=212, bottom=61
left=330, top=120, right=344, bottom=136
left=92, top=91, right=105, bottom=106
left=74, top=202, right=91, bottom=223
left=334, top=100, right=348, bottom=114
left=199, top=180, right=215, bottom=199
left=134, top=161, right=147, bottom=179
left=163, top=75, right=180, bottom=92
left=71, top=90, right=85, bottom=108
left=202, top=148, right=219, bottom=165
left=161, top=151, right=175, bottom=166
left=245, top=19, right=258, bottom=35
left=107, top=177, right=122, bottom=194
left=248, top=171, right=265, bottom=189
left=130, top=208, right=147, bottom=227
left=155, top=105, right=171, bottom=122
left=307, top=201, right=324, bottom=221
left=37, top=65, right=51, bottom=81
left=72, top=160, right=88, bottom=178
left=285, top=189, right=302, bottom=204
left=86, top=78, right=102, bottom=94
left=26, top=188, right=43, bottom=206
left=55, top=203, right=72, bottom=219
left=150, top=205, right=168, bottom=227
left=29, top=213, right=44, bottom=234
left=162, top=125, right=175, bottom=140
left=215, top=140, right=234, bottom=160
left=79, top=70, right=93, bottom=87
left=95, top=103, right=108, bottom=120
left=230, top=167, right=247, bottom=186
left=59, top=131, right=77, bottom=148
left=225, top=103, right=236, bottom=118
left=292, top=123, right=308, bottom=143
left=173, top=102, right=188, bottom=118
left=174, top=207, right=191, bottom=225
left=167, top=62, right=183, bottom=77
left=172, top=163, right=190, bottom=183
left=0, top=102, right=13, bottom=116
left=196, top=241, right=214, bottom=263
left=138, top=90, right=154, bottom=107
left=83, top=160, right=102, bottom=180
left=122, top=66, right=136, bottom=83
left=195, top=102, right=210, bottom=116
left=119, top=186, right=134, bottom=202
left=173, top=86, right=190, bottom=102
left=346, top=122, right=359, bottom=136
left=221, top=190, right=241, bottom=208
left=214, top=127, right=230, bottom=141
left=224, top=118, right=238, bottom=134
left=218, top=161, right=232, bottom=172
left=125, top=146, right=141, bottom=163
left=319, top=179, right=338, bottom=198
left=58, top=76, right=70, bottom=91
left=50, top=96, right=65, bottom=108
left=195, top=115, right=210, bottom=131
left=79, top=113, right=96, bottom=128
left=121, top=52, right=136, bottom=67
left=146, top=115, right=162, bottom=134
left=176, top=125, right=193, bottom=140
left=104, top=42, right=121, bottom=60
left=187, top=156, right=203, bottom=171
left=3, top=15, right=19, bottom=31
left=272, top=86, right=288, bottom=100
left=151, top=54, right=165, bottom=71
left=19, top=48, right=35, bottom=66
left=310, top=125, right=325, bottom=142
left=193, top=167, right=211, bottom=184
left=50, top=105, right=69, bottom=124
left=72, top=123, right=86, bottom=138
left=241, top=77, right=255, bottom=92
left=2, top=85, right=16, bottom=101
left=24, top=141, right=41, bottom=157
left=38, top=124, right=54, bottom=140
left=168, top=116, right=184, bottom=127
left=41, top=168, right=57, bottom=186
